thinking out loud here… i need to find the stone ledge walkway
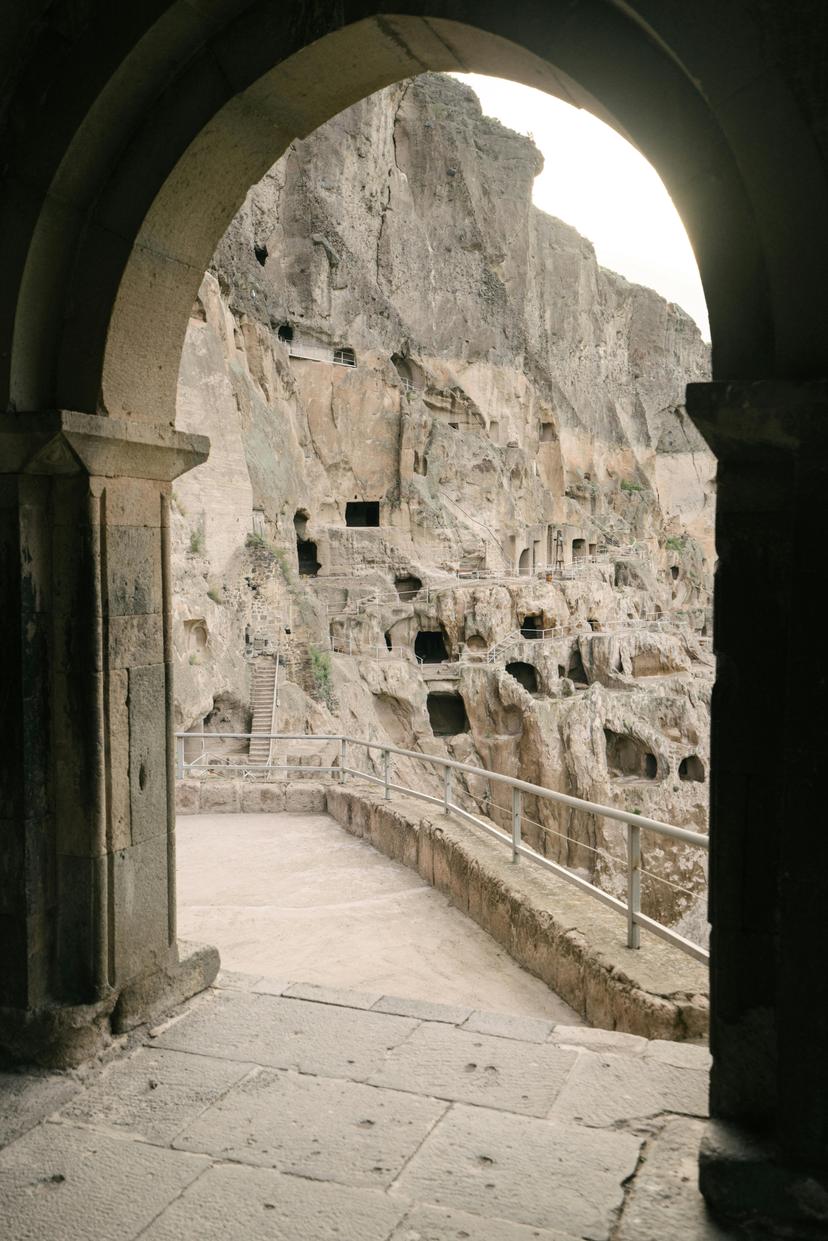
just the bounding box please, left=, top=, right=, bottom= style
left=0, top=973, right=733, bottom=1240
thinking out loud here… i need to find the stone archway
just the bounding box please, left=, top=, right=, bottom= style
left=3, top=5, right=828, bottom=1227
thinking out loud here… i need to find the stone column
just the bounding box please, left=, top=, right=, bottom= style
left=687, top=381, right=828, bottom=1235
left=0, top=411, right=217, bottom=1067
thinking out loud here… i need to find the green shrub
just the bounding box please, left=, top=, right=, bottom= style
left=245, top=531, right=267, bottom=550
left=188, top=652, right=201, bottom=666
left=620, top=479, right=644, bottom=494
left=189, top=528, right=205, bottom=553
left=206, top=581, right=223, bottom=604
left=309, top=644, right=334, bottom=708
left=665, top=535, right=686, bottom=553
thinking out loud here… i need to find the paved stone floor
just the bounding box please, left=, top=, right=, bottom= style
left=0, top=975, right=733, bottom=1240
left=176, top=812, right=581, bottom=1023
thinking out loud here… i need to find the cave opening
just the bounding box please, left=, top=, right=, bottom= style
left=539, top=422, right=556, bottom=443
left=572, top=538, right=587, bottom=562
left=394, top=574, right=422, bottom=600
left=427, top=692, right=469, bottom=736
left=345, top=500, right=380, bottom=527
left=415, top=629, right=449, bottom=663
left=505, top=661, right=539, bottom=692
left=679, top=754, right=706, bottom=782
left=297, top=538, right=320, bottom=576
left=671, top=565, right=680, bottom=580
left=605, top=728, right=658, bottom=780
left=278, top=322, right=294, bottom=342
left=333, top=346, right=357, bottom=366
left=567, top=646, right=588, bottom=685
left=518, top=547, right=531, bottom=574
left=384, top=631, right=393, bottom=651
left=254, top=242, right=268, bottom=266
left=520, top=614, right=543, bottom=639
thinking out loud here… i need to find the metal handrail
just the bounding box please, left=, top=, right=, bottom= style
left=175, top=730, right=709, bottom=964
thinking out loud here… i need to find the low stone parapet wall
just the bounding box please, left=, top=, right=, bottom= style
left=175, top=776, right=708, bottom=1040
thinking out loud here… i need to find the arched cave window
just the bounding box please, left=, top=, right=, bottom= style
left=505, top=661, right=538, bottom=692
left=427, top=692, right=468, bottom=736
left=293, top=509, right=309, bottom=538
left=465, top=634, right=487, bottom=653
left=394, top=574, right=422, bottom=600
left=558, top=664, right=567, bottom=679
left=539, top=422, right=555, bottom=443
left=333, top=346, right=357, bottom=367
left=520, top=614, right=543, bottom=639
left=297, top=539, right=320, bottom=576
left=671, top=565, right=680, bottom=580
left=679, top=754, right=706, bottom=782
left=278, top=322, right=294, bottom=343
left=572, top=538, right=587, bottom=563
left=184, top=619, right=208, bottom=651
left=518, top=547, right=532, bottom=575
left=605, top=728, right=658, bottom=780
left=345, top=500, right=380, bottom=527
left=384, top=631, right=393, bottom=651
left=415, top=630, right=449, bottom=663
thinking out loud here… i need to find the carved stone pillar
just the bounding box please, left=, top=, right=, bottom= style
left=688, top=381, right=828, bottom=1236
left=0, top=411, right=217, bottom=1066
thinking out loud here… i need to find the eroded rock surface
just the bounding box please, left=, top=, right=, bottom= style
left=172, top=73, right=714, bottom=935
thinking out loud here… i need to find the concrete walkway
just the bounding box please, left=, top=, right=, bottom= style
left=176, top=811, right=581, bottom=1023
left=0, top=976, right=730, bottom=1240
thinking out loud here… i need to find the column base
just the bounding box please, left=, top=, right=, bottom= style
left=0, top=941, right=219, bottom=1069
left=700, top=1120, right=828, bottom=1239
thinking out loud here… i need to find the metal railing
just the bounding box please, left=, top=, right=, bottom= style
left=175, top=730, right=708, bottom=965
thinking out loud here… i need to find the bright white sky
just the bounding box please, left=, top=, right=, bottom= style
left=454, top=74, right=710, bottom=340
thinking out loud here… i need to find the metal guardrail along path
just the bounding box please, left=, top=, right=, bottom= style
left=175, top=731, right=709, bottom=965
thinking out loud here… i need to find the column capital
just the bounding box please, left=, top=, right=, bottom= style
left=0, top=410, right=209, bottom=479
left=686, top=379, right=828, bottom=461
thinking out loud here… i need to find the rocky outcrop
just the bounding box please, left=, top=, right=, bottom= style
left=172, top=72, right=714, bottom=934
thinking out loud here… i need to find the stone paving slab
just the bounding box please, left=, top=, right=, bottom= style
left=173, top=1065, right=447, bottom=1187
left=58, top=1046, right=252, bottom=1144
left=370, top=1020, right=577, bottom=1116
left=462, top=1009, right=555, bottom=1044
left=281, top=980, right=383, bottom=1009
left=140, top=1162, right=406, bottom=1240
left=549, top=1024, right=648, bottom=1055
left=388, top=1203, right=581, bottom=1240
left=550, top=1050, right=709, bottom=1128
left=0, top=1122, right=208, bottom=1241
left=154, top=988, right=418, bottom=1081
left=616, top=1118, right=736, bottom=1239
left=0, top=1069, right=81, bottom=1147
left=371, top=994, right=474, bottom=1025
left=393, top=1103, right=642, bottom=1238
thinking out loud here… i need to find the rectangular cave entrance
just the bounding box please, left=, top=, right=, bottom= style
left=427, top=692, right=469, bottom=737
left=572, top=537, right=587, bottom=563
left=297, top=538, right=320, bottom=576
left=415, top=629, right=449, bottom=663
left=345, top=500, right=380, bottom=527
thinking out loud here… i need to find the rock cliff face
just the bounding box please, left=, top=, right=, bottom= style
left=172, top=73, right=714, bottom=934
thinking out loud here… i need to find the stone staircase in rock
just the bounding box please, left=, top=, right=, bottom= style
left=248, top=658, right=278, bottom=766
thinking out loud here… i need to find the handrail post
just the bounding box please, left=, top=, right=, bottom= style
left=512, top=787, right=522, bottom=862
left=383, top=748, right=391, bottom=800
left=339, top=737, right=347, bottom=784
left=443, top=765, right=452, bottom=814
left=627, top=822, right=641, bottom=949
left=176, top=735, right=184, bottom=780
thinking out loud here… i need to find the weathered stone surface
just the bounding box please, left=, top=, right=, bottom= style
left=617, top=1118, right=733, bottom=1240
left=154, top=989, right=418, bottom=1081
left=394, top=1104, right=642, bottom=1237
left=462, top=1008, right=555, bottom=1044
left=112, top=941, right=220, bottom=1034
left=388, top=1204, right=581, bottom=1241
left=58, top=1046, right=251, bottom=1144
left=549, top=1024, right=648, bottom=1055
left=369, top=1021, right=577, bottom=1116
left=550, top=1050, right=709, bottom=1128
left=284, top=781, right=327, bottom=813
left=141, top=1163, right=406, bottom=1241
left=0, top=1070, right=80, bottom=1146
left=174, top=1064, right=447, bottom=1185
left=371, top=994, right=473, bottom=1024
left=281, top=981, right=382, bottom=1009
left=0, top=1122, right=208, bottom=1241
